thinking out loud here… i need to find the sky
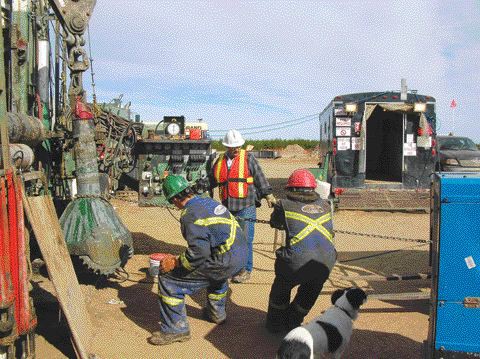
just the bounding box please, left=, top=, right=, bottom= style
left=87, top=1, right=480, bottom=141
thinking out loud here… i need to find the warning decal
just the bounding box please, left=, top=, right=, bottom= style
left=337, top=137, right=350, bottom=151
left=336, top=127, right=351, bottom=137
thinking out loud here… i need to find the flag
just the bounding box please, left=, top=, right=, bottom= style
left=450, top=99, right=457, bottom=108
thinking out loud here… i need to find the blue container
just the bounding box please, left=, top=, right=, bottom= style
left=425, top=173, right=480, bottom=358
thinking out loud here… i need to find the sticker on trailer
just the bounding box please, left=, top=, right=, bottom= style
left=406, top=134, right=414, bottom=144
left=335, top=118, right=351, bottom=127
left=334, top=108, right=347, bottom=116
left=417, top=136, right=432, bottom=148
left=337, top=137, right=350, bottom=151
left=351, top=137, right=362, bottom=150
left=465, top=256, right=476, bottom=269
left=403, top=142, right=417, bottom=156
left=354, top=122, right=361, bottom=133
left=336, top=127, right=351, bottom=137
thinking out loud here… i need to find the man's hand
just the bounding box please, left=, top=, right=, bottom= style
left=265, top=194, right=277, bottom=208
left=159, top=255, right=179, bottom=274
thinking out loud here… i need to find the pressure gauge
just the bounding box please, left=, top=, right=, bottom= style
left=167, top=123, right=180, bottom=136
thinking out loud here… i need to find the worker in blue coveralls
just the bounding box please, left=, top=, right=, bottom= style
left=265, top=169, right=337, bottom=333
left=148, top=175, right=247, bottom=346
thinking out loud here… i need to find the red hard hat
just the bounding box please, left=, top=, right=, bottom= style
left=286, top=169, right=317, bottom=189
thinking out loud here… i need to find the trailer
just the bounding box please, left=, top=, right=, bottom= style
left=315, top=91, right=436, bottom=210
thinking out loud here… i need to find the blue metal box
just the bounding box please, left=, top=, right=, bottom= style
left=426, top=173, right=480, bottom=358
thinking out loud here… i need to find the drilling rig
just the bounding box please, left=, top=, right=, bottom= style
left=0, top=1, right=136, bottom=356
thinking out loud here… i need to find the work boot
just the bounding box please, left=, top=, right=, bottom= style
left=265, top=319, right=287, bottom=334
left=202, top=308, right=226, bottom=325
left=265, top=306, right=288, bottom=333
left=148, top=331, right=191, bottom=346
left=287, top=304, right=306, bottom=331
left=231, top=269, right=251, bottom=283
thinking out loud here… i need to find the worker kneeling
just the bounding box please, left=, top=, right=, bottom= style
left=266, top=169, right=337, bottom=333
left=149, top=175, right=247, bottom=346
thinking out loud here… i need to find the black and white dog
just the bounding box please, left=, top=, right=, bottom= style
left=277, top=287, right=367, bottom=359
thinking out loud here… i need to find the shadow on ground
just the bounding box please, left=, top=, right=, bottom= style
left=333, top=249, right=431, bottom=315
left=116, top=234, right=186, bottom=333
left=345, top=328, right=424, bottom=358
left=191, top=288, right=280, bottom=358
left=131, top=231, right=185, bottom=256
left=31, top=282, right=76, bottom=358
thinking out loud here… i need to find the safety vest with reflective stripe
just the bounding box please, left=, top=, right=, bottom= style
left=213, top=150, right=254, bottom=201
left=282, top=199, right=334, bottom=248
left=194, top=213, right=241, bottom=254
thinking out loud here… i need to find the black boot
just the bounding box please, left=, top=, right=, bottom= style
left=265, top=305, right=288, bottom=333
left=287, top=303, right=307, bottom=331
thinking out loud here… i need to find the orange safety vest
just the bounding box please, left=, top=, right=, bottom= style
left=213, top=149, right=254, bottom=201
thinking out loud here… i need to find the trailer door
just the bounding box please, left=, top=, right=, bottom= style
left=364, top=104, right=404, bottom=182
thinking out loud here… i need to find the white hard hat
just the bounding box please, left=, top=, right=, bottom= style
left=222, top=129, right=245, bottom=148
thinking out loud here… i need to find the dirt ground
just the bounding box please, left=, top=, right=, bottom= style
left=33, top=157, right=432, bottom=359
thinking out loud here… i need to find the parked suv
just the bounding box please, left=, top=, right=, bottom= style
left=436, top=135, right=480, bottom=171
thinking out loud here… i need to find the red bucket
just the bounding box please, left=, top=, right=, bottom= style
left=149, top=253, right=170, bottom=277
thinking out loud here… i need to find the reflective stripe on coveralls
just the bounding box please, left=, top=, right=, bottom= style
left=208, top=290, right=228, bottom=301
left=194, top=213, right=241, bottom=254
left=159, top=294, right=184, bottom=306
left=179, top=253, right=193, bottom=271
left=284, top=211, right=333, bottom=245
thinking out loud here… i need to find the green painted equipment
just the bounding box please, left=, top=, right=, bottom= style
left=121, top=116, right=214, bottom=207
left=60, top=197, right=132, bottom=274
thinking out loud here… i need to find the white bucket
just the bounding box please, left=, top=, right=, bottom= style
left=315, top=180, right=331, bottom=199
left=149, top=253, right=169, bottom=277
left=149, top=259, right=160, bottom=277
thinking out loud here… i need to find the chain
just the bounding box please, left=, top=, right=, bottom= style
left=335, top=229, right=430, bottom=244
left=67, top=34, right=89, bottom=101
left=238, top=217, right=271, bottom=224
left=108, top=196, right=430, bottom=244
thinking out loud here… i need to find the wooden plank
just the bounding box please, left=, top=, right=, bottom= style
left=22, top=194, right=93, bottom=359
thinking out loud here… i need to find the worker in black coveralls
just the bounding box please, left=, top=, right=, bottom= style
left=265, top=169, right=337, bottom=333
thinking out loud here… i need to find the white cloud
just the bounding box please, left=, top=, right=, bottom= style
left=87, top=0, right=480, bottom=140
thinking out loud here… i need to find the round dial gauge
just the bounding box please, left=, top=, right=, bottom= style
left=167, top=123, right=180, bottom=135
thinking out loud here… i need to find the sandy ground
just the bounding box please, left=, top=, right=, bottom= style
left=33, top=157, right=432, bottom=359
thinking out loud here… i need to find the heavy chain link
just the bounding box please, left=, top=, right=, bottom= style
left=334, top=229, right=430, bottom=244
left=239, top=217, right=271, bottom=224
left=239, top=218, right=430, bottom=244
left=110, top=195, right=429, bottom=244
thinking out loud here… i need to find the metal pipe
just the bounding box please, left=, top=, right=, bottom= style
left=12, top=0, right=30, bottom=114
left=7, top=112, right=47, bottom=146
left=0, top=2, right=10, bottom=169
left=73, top=118, right=100, bottom=195
left=37, top=40, right=49, bottom=104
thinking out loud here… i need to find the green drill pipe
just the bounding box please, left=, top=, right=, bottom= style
left=60, top=114, right=133, bottom=274
left=12, top=0, right=31, bottom=114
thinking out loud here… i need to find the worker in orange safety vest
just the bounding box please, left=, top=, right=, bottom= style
left=209, top=129, right=276, bottom=283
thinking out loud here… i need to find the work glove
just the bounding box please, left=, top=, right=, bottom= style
left=265, top=194, right=277, bottom=208
left=159, top=255, right=179, bottom=274
left=193, top=177, right=210, bottom=194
